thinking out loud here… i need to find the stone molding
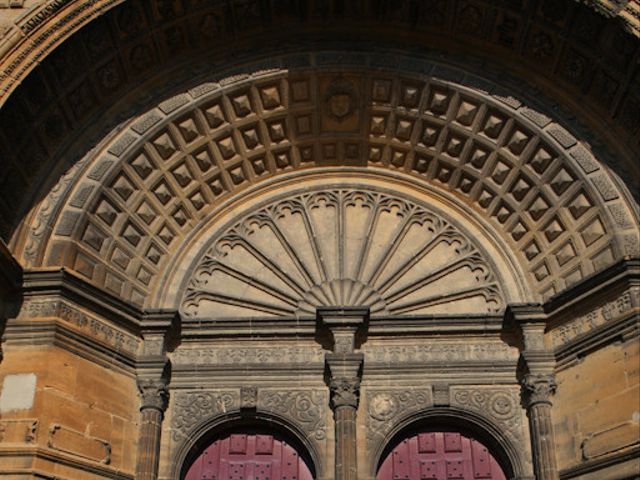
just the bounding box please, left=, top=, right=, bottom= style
left=0, top=445, right=134, bottom=479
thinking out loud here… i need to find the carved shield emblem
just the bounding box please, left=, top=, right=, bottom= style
left=329, top=93, right=352, bottom=119
left=324, top=79, right=357, bottom=122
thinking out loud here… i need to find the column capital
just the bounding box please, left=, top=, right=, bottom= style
left=330, top=376, right=361, bottom=409
left=522, top=373, right=557, bottom=407
left=138, top=378, right=169, bottom=412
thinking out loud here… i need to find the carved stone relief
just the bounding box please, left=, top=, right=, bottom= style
left=450, top=386, right=524, bottom=445
left=182, top=187, right=505, bottom=318
left=550, top=288, right=638, bottom=348
left=366, top=390, right=431, bottom=441
left=171, top=346, right=324, bottom=365
left=257, top=389, right=327, bottom=442
left=18, top=299, right=140, bottom=354
left=362, top=342, right=518, bottom=363
left=170, top=390, right=239, bottom=442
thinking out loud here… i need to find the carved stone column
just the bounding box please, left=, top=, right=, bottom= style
left=318, top=307, right=368, bottom=480
left=330, top=375, right=361, bottom=480
left=508, top=304, right=559, bottom=480
left=523, top=374, right=558, bottom=480
left=135, top=310, right=175, bottom=480
left=136, top=379, right=169, bottom=480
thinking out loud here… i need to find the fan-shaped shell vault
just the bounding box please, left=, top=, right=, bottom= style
left=181, top=185, right=505, bottom=318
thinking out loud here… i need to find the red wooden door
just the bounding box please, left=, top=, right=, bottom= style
left=377, top=432, right=506, bottom=480
left=184, top=433, right=314, bottom=480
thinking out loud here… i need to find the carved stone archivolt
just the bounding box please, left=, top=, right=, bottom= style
left=182, top=187, right=505, bottom=318
left=17, top=61, right=635, bottom=308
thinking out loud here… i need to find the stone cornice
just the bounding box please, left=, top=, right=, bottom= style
left=544, top=257, right=640, bottom=319
left=0, top=445, right=134, bottom=480
left=558, top=444, right=640, bottom=480
left=179, top=314, right=508, bottom=338
left=22, top=268, right=143, bottom=332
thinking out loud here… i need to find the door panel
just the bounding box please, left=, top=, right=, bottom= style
left=185, top=433, right=313, bottom=480
left=377, top=432, right=506, bottom=480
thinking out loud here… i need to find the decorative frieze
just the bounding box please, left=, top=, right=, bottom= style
left=171, top=391, right=239, bottom=441
left=550, top=289, right=637, bottom=348
left=20, top=299, right=139, bottom=354
left=362, top=342, right=517, bottom=363
left=257, top=389, right=327, bottom=442
left=172, top=346, right=324, bottom=365
left=366, top=390, right=431, bottom=440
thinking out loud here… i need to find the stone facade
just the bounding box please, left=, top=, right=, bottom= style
left=0, top=1, right=638, bottom=479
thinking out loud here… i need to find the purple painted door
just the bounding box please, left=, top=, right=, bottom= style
left=184, top=433, right=314, bottom=480
left=377, top=432, right=507, bottom=480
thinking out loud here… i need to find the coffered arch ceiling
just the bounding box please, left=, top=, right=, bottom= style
left=0, top=0, right=637, bottom=310
left=16, top=60, right=637, bottom=309
left=0, top=0, right=639, bottom=245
